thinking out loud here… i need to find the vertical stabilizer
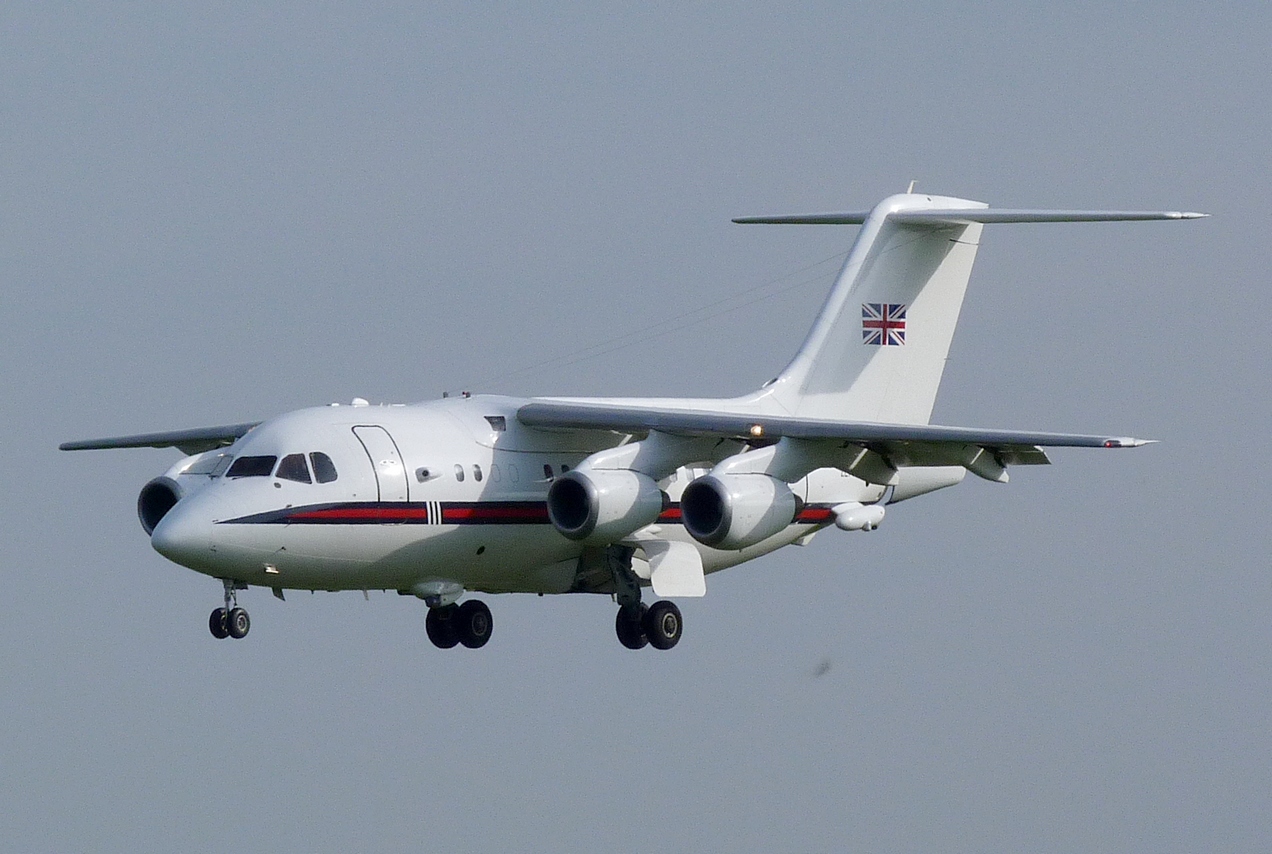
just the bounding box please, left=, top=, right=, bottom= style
left=758, top=194, right=985, bottom=424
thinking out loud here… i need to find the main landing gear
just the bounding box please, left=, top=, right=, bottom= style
left=425, top=599, right=493, bottom=650
left=615, top=600, right=682, bottom=650
left=605, top=543, right=683, bottom=651
left=209, top=579, right=250, bottom=640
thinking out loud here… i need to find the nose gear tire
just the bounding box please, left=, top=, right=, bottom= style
left=209, top=607, right=229, bottom=639
left=227, top=607, right=250, bottom=639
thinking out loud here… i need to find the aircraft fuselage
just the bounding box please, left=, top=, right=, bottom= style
left=149, top=394, right=876, bottom=597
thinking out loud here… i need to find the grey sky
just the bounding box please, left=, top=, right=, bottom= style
left=2, top=3, right=1267, bottom=851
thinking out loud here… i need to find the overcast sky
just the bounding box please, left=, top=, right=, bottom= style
left=2, top=4, right=1267, bottom=852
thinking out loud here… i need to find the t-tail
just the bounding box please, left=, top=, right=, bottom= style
left=737, top=193, right=1206, bottom=424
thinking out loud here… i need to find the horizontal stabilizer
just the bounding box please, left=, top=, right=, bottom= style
left=59, top=422, right=259, bottom=455
left=734, top=209, right=1208, bottom=226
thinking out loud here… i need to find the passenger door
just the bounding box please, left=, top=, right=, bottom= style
left=352, top=425, right=409, bottom=501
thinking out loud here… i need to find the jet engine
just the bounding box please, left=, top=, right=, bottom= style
left=138, top=476, right=183, bottom=535
left=546, top=469, right=665, bottom=544
left=680, top=473, right=798, bottom=550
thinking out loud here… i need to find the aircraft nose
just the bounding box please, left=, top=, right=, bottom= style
left=150, top=500, right=216, bottom=570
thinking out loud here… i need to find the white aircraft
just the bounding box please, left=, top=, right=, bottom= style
left=62, top=192, right=1205, bottom=651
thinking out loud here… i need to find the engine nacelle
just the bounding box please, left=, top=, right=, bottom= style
left=680, top=473, right=798, bottom=550
left=546, top=469, right=665, bottom=544
left=138, top=476, right=183, bottom=535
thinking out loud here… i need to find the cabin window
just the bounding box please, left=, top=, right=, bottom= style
left=473, top=464, right=483, bottom=482
left=490, top=463, right=502, bottom=482
left=311, top=452, right=338, bottom=483
left=454, top=464, right=465, bottom=482
left=275, top=453, right=312, bottom=483
left=226, top=455, right=277, bottom=478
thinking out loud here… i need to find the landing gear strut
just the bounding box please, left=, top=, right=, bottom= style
left=605, top=545, right=683, bottom=650
left=426, top=599, right=493, bottom=649
left=210, top=579, right=249, bottom=640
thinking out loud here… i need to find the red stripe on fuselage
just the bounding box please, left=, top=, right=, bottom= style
left=289, top=506, right=430, bottom=522
left=441, top=505, right=549, bottom=523
left=796, top=507, right=834, bottom=523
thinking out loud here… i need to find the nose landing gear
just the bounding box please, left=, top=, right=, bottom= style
left=210, top=579, right=250, bottom=640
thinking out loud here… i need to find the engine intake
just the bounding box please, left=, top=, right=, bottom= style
left=546, top=469, right=665, bottom=544
left=138, top=477, right=183, bottom=535
left=681, top=473, right=798, bottom=550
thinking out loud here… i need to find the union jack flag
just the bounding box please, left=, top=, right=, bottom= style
left=862, top=303, right=907, bottom=346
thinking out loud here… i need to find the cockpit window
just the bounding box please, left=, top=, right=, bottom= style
left=310, top=452, right=338, bottom=484
left=183, top=452, right=232, bottom=476
left=275, top=453, right=312, bottom=484
left=225, top=455, right=277, bottom=478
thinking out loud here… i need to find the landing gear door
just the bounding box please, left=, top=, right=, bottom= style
left=353, top=426, right=409, bottom=501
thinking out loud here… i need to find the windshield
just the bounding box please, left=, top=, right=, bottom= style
left=225, top=455, right=277, bottom=478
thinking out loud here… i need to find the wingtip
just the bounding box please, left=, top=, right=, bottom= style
left=1177, top=211, right=1210, bottom=219
left=1103, top=437, right=1158, bottom=448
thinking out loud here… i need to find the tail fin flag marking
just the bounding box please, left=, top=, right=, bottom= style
left=861, top=303, right=907, bottom=346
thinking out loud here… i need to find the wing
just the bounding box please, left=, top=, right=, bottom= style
left=517, top=400, right=1152, bottom=481
left=59, top=422, right=259, bottom=456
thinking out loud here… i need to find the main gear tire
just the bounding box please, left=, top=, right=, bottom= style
left=425, top=604, right=460, bottom=649
left=615, top=603, right=649, bottom=650
left=456, top=600, right=493, bottom=649
left=642, top=600, right=682, bottom=650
